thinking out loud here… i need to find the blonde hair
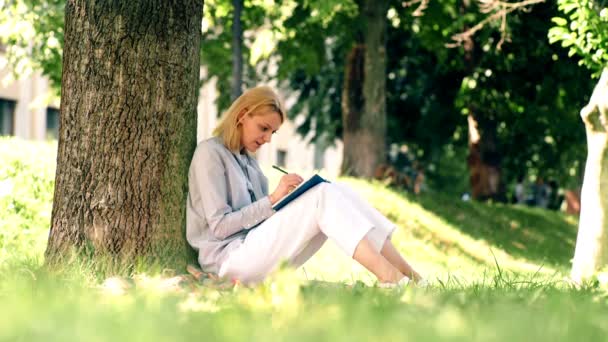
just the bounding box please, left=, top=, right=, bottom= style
left=213, top=85, right=285, bottom=151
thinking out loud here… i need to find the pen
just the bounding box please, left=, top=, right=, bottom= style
left=272, top=165, right=289, bottom=174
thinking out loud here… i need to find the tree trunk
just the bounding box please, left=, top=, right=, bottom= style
left=45, top=1, right=203, bottom=270
left=231, top=0, right=243, bottom=101
left=571, top=68, right=608, bottom=282
left=341, top=0, right=389, bottom=177
left=467, top=112, right=503, bottom=200
left=460, top=0, right=503, bottom=201
left=341, top=44, right=365, bottom=176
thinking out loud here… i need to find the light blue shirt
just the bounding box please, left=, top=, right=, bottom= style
left=186, top=136, right=275, bottom=273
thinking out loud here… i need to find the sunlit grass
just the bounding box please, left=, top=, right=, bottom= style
left=2, top=262, right=608, bottom=341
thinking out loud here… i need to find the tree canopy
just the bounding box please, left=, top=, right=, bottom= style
left=0, top=0, right=596, bottom=193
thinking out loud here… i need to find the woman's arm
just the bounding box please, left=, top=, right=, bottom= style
left=189, top=144, right=274, bottom=240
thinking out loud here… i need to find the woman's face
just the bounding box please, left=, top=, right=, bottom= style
left=238, top=107, right=282, bottom=152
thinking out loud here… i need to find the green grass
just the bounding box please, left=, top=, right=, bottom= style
left=1, top=137, right=607, bottom=341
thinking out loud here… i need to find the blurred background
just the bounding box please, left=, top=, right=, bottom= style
left=0, top=0, right=595, bottom=210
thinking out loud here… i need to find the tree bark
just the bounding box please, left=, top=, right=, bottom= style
left=231, top=0, right=243, bottom=101
left=45, top=1, right=203, bottom=270
left=341, top=0, right=389, bottom=177
left=571, top=68, right=608, bottom=282
left=467, top=112, right=503, bottom=200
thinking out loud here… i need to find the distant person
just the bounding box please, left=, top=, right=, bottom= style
left=565, top=187, right=581, bottom=215
left=393, top=147, right=412, bottom=171
left=547, top=179, right=562, bottom=210
left=533, top=177, right=550, bottom=208
left=412, top=162, right=425, bottom=195
left=514, top=175, right=526, bottom=204
left=186, top=86, right=425, bottom=287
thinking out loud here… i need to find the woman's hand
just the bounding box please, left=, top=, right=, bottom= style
left=269, top=173, right=304, bottom=204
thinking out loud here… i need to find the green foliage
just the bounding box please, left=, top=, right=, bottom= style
left=0, top=138, right=56, bottom=264
left=384, top=1, right=591, bottom=190
left=274, top=1, right=591, bottom=191
left=549, top=0, right=608, bottom=75
left=0, top=0, right=590, bottom=193
left=301, top=0, right=358, bottom=23
left=424, top=143, right=470, bottom=196
left=274, top=2, right=359, bottom=143
left=0, top=0, right=65, bottom=95
left=201, top=0, right=254, bottom=111
left=201, top=0, right=303, bottom=112
left=273, top=0, right=465, bottom=145
left=385, top=0, right=468, bottom=166
left=456, top=2, right=594, bottom=188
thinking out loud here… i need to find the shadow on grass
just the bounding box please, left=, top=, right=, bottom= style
left=409, top=190, right=577, bottom=270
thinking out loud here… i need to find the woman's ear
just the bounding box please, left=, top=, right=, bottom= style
left=237, top=107, right=249, bottom=124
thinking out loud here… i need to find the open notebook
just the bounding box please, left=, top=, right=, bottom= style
left=272, top=174, right=329, bottom=211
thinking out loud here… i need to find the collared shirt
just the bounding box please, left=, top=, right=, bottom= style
left=186, top=136, right=275, bottom=273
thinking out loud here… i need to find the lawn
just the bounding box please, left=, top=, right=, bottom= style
left=1, top=137, right=607, bottom=341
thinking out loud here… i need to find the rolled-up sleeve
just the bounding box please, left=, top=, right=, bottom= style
left=189, top=144, right=275, bottom=240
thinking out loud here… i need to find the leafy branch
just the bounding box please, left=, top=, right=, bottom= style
left=403, top=0, right=546, bottom=50
left=548, top=0, right=608, bottom=77
left=448, top=0, right=546, bottom=50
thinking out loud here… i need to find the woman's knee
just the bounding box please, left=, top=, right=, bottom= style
left=310, top=182, right=331, bottom=200
left=333, top=181, right=358, bottom=197
left=318, top=182, right=342, bottom=195
left=317, top=182, right=331, bottom=192
left=314, top=182, right=344, bottom=204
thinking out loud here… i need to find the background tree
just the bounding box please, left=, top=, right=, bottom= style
left=338, top=0, right=391, bottom=177
left=274, top=0, right=391, bottom=177
left=273, top=0, right=591, bottom=197
left=45, top=0, right=203, bottom=271
left=549, top=0, right=608, bottom=281
left=231, top=0, right=244, bottom=100
left=274, top=1, right=356, bottom=146
left=200, top=0, right=291, bottom=111
left=453, top=0, right=593, bottom=200
left=401, top=0, right=591, bottom=199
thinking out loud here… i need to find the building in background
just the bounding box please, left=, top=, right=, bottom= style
left=0, top=46, right=59, bottom=140
left=0, top=60, right=343, bottom=177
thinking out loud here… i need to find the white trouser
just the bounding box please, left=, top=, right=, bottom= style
left=218, top=182, right=397, bottom=284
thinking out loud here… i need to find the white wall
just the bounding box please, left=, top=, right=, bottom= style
left=0, top=56, right=56, bottom=140
left=196, top=69, right=218, bottom=142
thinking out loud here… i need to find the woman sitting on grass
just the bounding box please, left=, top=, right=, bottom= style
left=186, top=85, right=425, bottom=287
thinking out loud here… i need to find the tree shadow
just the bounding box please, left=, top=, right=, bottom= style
left=412, top=191, right=577, bottom=270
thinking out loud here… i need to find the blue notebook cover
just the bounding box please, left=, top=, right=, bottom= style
left=272, top=174, right=328, bottom=211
